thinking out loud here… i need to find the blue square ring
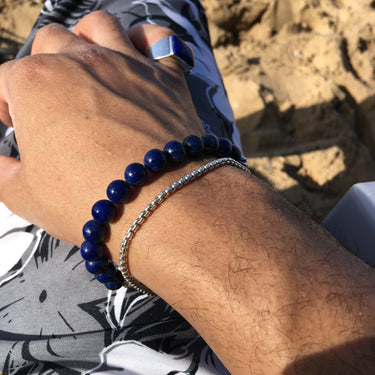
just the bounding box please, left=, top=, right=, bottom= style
left=147, top=35, right=194, bottom=74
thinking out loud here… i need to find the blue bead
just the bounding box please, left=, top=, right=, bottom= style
left=202, top=134, right=219, bottom=154
left=164, top=140, right=186, bottom=162
left=80, top=241, right=104, bottom=261
left=85, top=258, right=109, bottom=274
left=82, top=220, right=106, bottom=243
left=144, top=149, right=168, bottom=172
left=125, top=163, right=148, bottom=186
left=107, top=180, right=131, bottom=204
left=92, top=199, right=116, bottom=224
left=230, top=144, right=242, bottom=161
left=183, top=135, right=204, bottom=156
left=218, top=138, right=232, bottom=157
left=96, top=272, right=114, bottom=283
left=105, top=280, right=123, bottom=290
left=104, top=270, right=124, bottom=290
left=95, top=262, right=117, bottom=283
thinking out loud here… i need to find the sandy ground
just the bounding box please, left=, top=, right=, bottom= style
left=1, top=0, right=375, bottom=221
left=0, top=1, right=42, bottom=43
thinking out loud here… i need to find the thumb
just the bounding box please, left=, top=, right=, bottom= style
left=0, top=155, right=22, bottom=211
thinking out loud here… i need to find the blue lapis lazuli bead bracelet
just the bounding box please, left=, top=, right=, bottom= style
left=81, top=134, right=245, bottom=292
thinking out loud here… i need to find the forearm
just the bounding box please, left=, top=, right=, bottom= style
left=120, top=164, right=375, bottom=374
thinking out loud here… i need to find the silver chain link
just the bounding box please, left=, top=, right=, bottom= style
left=119, top=157, right=251, bottom=296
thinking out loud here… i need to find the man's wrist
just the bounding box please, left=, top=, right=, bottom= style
left=117, top=157, right=250, bottom=295
left=117, top=162, right=254, bottom=295
left=106, top=157, right=218, bottom=262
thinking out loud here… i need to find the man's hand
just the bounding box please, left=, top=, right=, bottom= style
left=0, top=11, right=203, bottom=247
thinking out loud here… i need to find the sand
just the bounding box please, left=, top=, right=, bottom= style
left=1, top=0, right=375, bottom=220
left=0, top=1, right=42, bottom=41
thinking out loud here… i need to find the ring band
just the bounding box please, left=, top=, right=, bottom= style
left=148, top=35, right=194, bottom=73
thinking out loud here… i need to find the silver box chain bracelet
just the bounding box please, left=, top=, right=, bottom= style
left=119, top=157, right=252, bottom=296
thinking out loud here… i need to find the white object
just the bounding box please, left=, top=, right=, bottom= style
left=323, top=182, right=375, bottom=265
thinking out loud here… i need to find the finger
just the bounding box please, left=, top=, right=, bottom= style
left=0, top=61, right=14, bottom=127
left=72, top=11, right=136, bottom=56
left=127, top=24, right=175, bottom=54
left=127, top=24, right=184, bottom=73
left=0, top=156, right=22, bottom=209
left=31, top=23, right=89, bottom=54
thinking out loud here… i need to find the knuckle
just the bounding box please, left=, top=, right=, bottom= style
left=79, top=10, right=123, bottom=32
left=84, top=10, right=112, bottom=22
left=7, top=55, right=67, bottom=92
left=33, top=23, right=63, bottom=48
left=75, top=47, right=109, bottom=67
left=11, top=55, right=47, bottom=81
